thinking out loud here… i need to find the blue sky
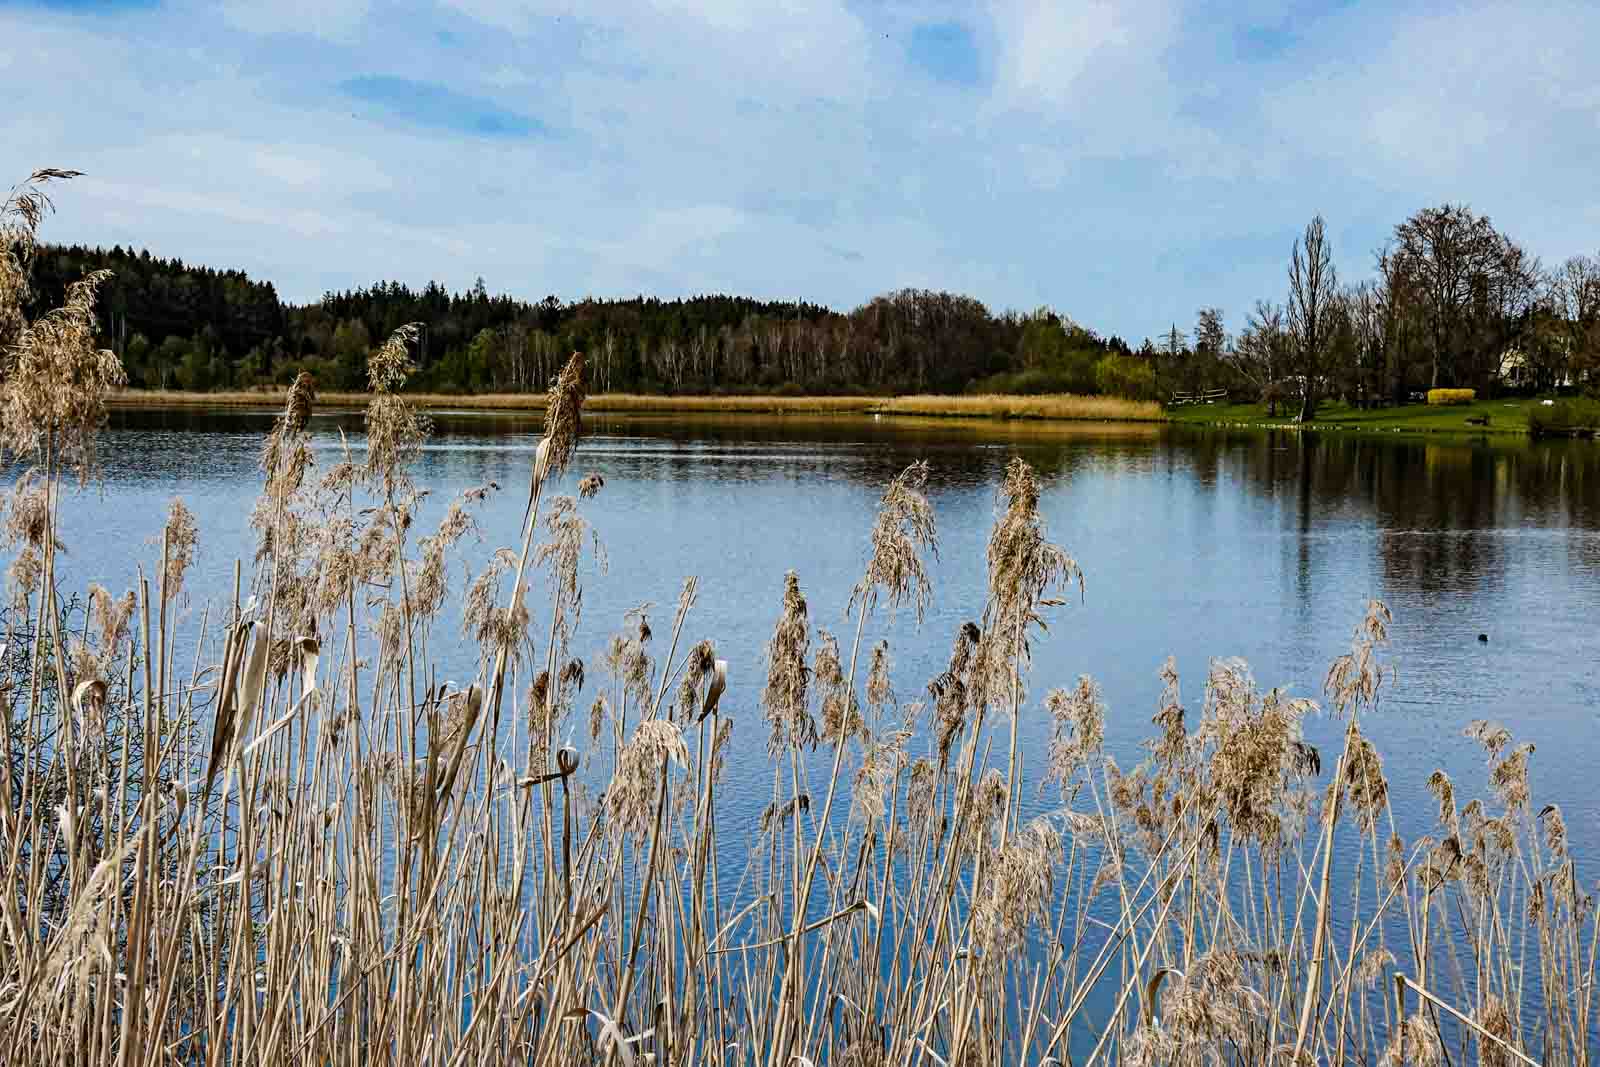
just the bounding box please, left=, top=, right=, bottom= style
left=3, top=0, right=1597, bottom=343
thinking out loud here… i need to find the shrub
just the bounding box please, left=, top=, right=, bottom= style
left=968, top=368, right=1083, bottom=396
left=1529, top=397, right=1600, bottom=436
left=1426, top=388, right=1476, bottom=405
left=1093, top=353, right=1157, bottom=401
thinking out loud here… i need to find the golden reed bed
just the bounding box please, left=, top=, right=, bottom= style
left=110, top=388, right=1166, bottom=422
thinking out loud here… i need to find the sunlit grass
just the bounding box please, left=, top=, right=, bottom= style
left=1169, top=396, right=1539, bottom=434
left=112, top=388, right=1167, bottom=422
left=879, top=392, right=1164, bottom=421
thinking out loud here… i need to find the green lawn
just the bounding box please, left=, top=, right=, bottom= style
left=1167, top=396, right=1539, bottom=435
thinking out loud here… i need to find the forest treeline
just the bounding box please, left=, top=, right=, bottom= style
left=21, top=244, right=1141, bottom=397
left=19, top=199, right=1600, bottom=409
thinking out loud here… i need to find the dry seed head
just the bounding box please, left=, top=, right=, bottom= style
left=865, top=641, right=893, bottom=713
left=1406, top=1014, right=1442, bottom=1067
left=1426, top=769, right=1456, bottom=829
left=1202, top=664, right=1317, bottom=845
left=8, top=544, right=40, bottom=609
left=3, top=468, right=55, bottom=549
left=463, top=548, right=529, bottom=652
left=708, top=715, right=733, bottom=784
left=905, top=756, right=937, bottom=827
left=981, top=457, right=1081, bottom=707
left=955, top=767, right=1009, bottom=857
left=1341, top=731, right=1388, bottom=835
left=850, top=459, right=938, bottom=621
left=162, top=498, right=198, bottom=596
left=1163, top=952, right=1256, bottom=1045
left=364, top=326, right=430, bottom=494
left=542, top=351, right=586, bottom=481
left=971, top=817, right=1061, bottom=959
left=606, top=718, right=688, bottom=837
left=1465, top=718, right=1512, bottom=759
left=261, top=373, right=315, bottom=480
left=578, top=472, right=604, bottom=499
left=1540, top=803, right=1568, bottom=858
left=1356, top=946, right=1395, bottom=989
left=1, top=270, right=125, bottom=482
left=535, top=495, right=606, bottom=616
left=674, top=639, right=716, bottom=722
left=1123, top=1024, right=1177, bottom=1067
left=604, top=613, right=655, bottom=710
left=1489, top=741, right=1535, bottom=812
left=367, top=322, right=420, bottom=394
left=1152, top=656, right=1187, bottom=767
left=1323, top=599, right=1392, bottom=717
left=1045, top=675, right=1106, bottom=792
left=814, top=629, right=864, bottom=743
left=1476, top=996, right=1513, bottom=1067
left=88, top=584, right=135, bottom=652
left=837, top=1042, right=887, bottom=1067
left=762, top=570, right=816, bottom=754
left=850, top=729, right=908, bottom=824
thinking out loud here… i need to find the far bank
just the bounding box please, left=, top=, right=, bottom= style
left=106, top=389, right=1165, bottom=422
left=106, top=388, right=1598, bottom=438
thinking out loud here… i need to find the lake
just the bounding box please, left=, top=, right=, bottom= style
left=64, top=408, right=1599, bottom=856
left=19, top=405, right=1600, bottom=1052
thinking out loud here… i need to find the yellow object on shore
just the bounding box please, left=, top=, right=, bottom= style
left=1427, top=388, right=1476, bottom=405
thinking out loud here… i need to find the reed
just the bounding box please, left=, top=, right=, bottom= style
left=108, top=388, right=1165, bottom=422
left=4, top=169, right=1596, bottom=1067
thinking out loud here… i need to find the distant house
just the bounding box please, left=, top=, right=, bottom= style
left=1497, top=347, right=1533, bottom=389
left=1498, top=346, right=1579, bottom=391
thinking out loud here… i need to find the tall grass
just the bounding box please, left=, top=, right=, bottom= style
left=109, top=389, right=1166, bottom=423
left=111, top=389, right=882, bottom=415
left=4, top=169, right=1597, bottom=1066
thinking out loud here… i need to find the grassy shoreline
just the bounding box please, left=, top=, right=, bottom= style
left=107, top=387, right=1166, bottom=422
left=1168, top=396, right=1571, bottom=437
left=109, top=387, right=1598, bottom=439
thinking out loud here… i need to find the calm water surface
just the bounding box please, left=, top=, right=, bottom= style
left=34, top=409, right=1600, bottom=902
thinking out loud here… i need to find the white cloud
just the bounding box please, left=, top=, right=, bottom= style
left=3, top=0, right=1599, bottom=341
left=1254, top=1, right=1600, bottom=268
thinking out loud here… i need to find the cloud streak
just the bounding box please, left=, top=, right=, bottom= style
left=341, top=75, right=549, bottom=138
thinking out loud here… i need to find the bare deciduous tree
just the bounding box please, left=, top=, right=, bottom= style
left=1546, top=254, right=1600, bottom=385
left=1288, top=215, right=1337, bottom=421
left=1229, top=300, right=1288, bottom=415
left=1393, top=204, right=1500, bottom=388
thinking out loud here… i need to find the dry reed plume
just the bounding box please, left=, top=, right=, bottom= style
left=2, top=169, right=1595, bottom=1067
